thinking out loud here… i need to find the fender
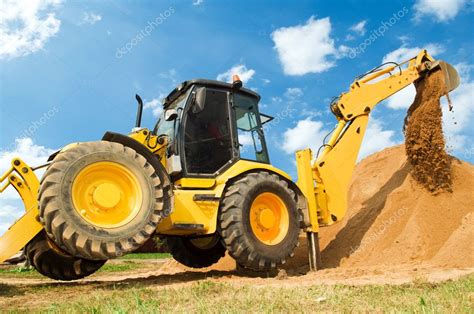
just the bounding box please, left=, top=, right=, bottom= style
left=102, top=131, right=173, bottom=207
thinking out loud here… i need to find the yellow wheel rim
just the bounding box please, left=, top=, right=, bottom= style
left=71, top=161, right=142, bottom=229
left=249, top=192, right=289, bottom=245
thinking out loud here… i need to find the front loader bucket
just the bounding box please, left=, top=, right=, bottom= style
left=0, top=208, right=43, bottom=263
left=0, top=158, right=43, bottom=263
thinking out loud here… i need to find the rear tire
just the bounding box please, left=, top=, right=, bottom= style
left=26, top=231, right=105, bottom=281
left=218, top=171, right=300, bottom=271
left=164, top=234, right=226, bottom=268
left=39, top=141, right=166, bottom=260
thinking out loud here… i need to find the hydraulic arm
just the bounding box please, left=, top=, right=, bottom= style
left=296, top=50, right=460, bottom=270
left=0, top=159, right=43, bottom=262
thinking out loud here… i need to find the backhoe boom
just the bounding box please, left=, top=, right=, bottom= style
left=296, top=50, right=460, bottom=248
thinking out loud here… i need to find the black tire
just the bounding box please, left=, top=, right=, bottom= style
left=26, top=231, right=106, bottom=281
left=39, top=141, right=165, bottom=260
left=218, top=171, right=300, bottom=271
left=163, top=234, right=226, bottom=268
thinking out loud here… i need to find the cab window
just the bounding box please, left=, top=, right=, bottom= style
left=234, top=93, right=269, bottom=163
left=183, top=88, right=233, bottom=174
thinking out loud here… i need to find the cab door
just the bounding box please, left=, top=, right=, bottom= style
left=181, top=87, right=234, bottom=176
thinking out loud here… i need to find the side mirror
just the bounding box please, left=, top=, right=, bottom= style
left=165, top=108, right=178, bottom=121
left=193, top=87, right=207, bottom=114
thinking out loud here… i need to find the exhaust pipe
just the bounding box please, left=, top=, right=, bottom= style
left=135, top=94, right=144, bottom=129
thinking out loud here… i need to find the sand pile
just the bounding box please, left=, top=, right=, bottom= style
left=320, top=145, right=473, bottom=269
left=404, top=69, right=452, bottom=193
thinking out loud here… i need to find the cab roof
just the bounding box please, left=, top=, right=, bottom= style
left=163, top=79, right=261, bottom=107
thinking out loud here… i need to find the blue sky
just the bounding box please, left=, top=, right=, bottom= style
left=0, top=0, right=473, bottom=232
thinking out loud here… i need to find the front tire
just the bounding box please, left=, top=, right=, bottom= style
left=39, top=141, right=166, bottom=260
left=218, top=171, right=300, bottom=271
left=164, top=234, right=226, bottom=268
left=25, top=231, right=106, bottom=281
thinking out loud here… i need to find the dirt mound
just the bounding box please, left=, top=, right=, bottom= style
left=320, top=145, right=473, bottom=269
left=404, top=69, right=452, bottom=193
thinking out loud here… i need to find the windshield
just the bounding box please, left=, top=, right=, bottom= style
left=153, top=88, right=192, bottom=138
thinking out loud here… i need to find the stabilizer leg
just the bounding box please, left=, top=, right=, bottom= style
left=307, top=232, right=322, bottom=271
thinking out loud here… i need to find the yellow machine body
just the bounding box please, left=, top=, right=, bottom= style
left=156, top=160, right=291, bottom=235
left=0, top=50, right=460, bottom=264
left=128, top=128, right=293, bottom=236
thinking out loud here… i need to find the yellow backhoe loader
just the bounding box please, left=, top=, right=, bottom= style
left=0, top=50, right=460, bottom=280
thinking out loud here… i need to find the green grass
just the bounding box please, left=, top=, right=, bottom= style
left=9, top=274, right=472, bottom=313
left=0, top=266, right=35, bottom=274
left=119, top=252, right=171, bottom=260
left=0, top=253, right=170, bottom=278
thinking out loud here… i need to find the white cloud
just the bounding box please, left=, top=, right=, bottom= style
left=193, top=0, right=204, bottom=5
left=143, top=69, right=180, bottom=118
left=359, top=118, right=398, bottom=159
left=0, top=0, right=62, bottom=59
left=0, top=138, right=55, bottom=172
left=81, top=12, right=102, bottom=25
left=160, top=68, right=179, bottom=85
left=217, top=64, right=256, bottom=84
left=386, top=84, right=417, bottom=110
left=345, top=34, right=356, bottom=41
left=282, top=118, right=329, bottom=154
left=442, top=63, right=474, bottom=152
left=284, top=87, right=303, bottom=99
left=144, top=98, right=164, bottom=117
left=414, top=0, right=469, bottom=22
left=349, top=20, right=367, bottom=36
left=0, top=138, right=55, bottom=234
left=282, top=117, right=398, bottom=162
left=382, top=43, right=445, bottom=64
left=337, top=45, right=352, bottom=58
left=238, top=132, right=254, bottom=146
left=271, top=16, right=339, bottom=75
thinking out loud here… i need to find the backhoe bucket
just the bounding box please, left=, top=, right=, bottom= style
left=440, top=61, right=460, bottom=93
left=429, top=61, right=460, bottom=93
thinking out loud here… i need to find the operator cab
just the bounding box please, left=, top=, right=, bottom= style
left=153, top=78, right=272, bottom=178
